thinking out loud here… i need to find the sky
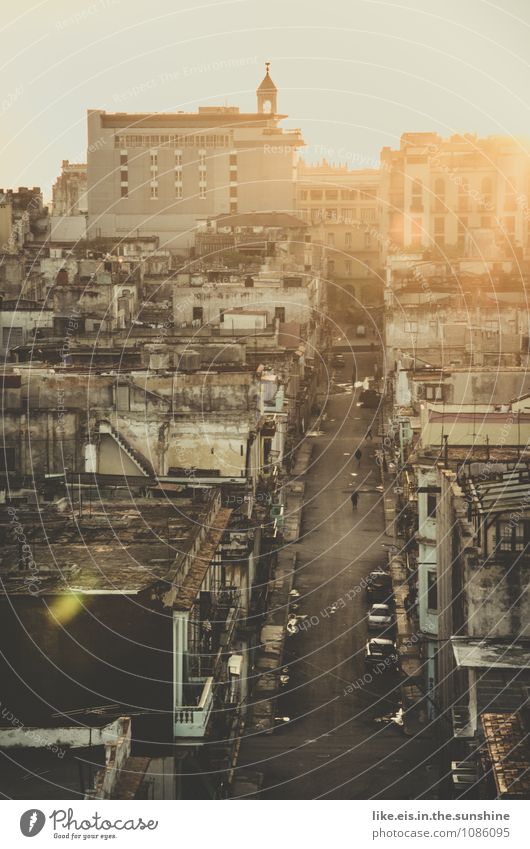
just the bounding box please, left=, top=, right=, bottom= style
left=1, top=0, right=529, bottom=199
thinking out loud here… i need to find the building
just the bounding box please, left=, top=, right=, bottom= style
left=384, top=255, right=530, bottom=371
left=86, top=65, right=304, bottom=249
left=51, top=160, right=88, bottom=216
left=296, top=160, right=383, bottom=311
left=379, top=133, right=530, bottom=259
left=0, top=479, right=261, bottom=798
left=0, top=186, right=48, bottom=250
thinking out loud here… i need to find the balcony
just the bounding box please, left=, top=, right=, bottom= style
left=174, top=676, right=214, bottom=739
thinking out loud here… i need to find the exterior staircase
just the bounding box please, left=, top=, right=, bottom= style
left=97, top=420, right=154, bottom=477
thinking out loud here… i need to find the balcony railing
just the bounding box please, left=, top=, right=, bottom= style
left=174, top=676, right=214, bottom=738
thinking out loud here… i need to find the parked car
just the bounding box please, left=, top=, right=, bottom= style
left=364, top=637, right=399, bottom=669
left=367, top=603, right=395, bottom=632
left=359, top=388, right=382, bottom=409
left=331, top=353, right=345, bottom=369
left=366, top=570, right=393, bottom=604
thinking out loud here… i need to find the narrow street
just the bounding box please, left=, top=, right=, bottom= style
left=237, top=352, right=440, bottom=800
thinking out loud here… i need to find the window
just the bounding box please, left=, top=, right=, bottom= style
left=497, top=519, right=530, bottom=553
left=198, top=148, right=207, bottom=198
left=360, top=207, right=376, bottom=221
left=116, top=385, right=130, bottom=411
left=150, top=150, right=158, bottom=170
left=427, top=493, right=437, bottom=517
left=427, top=572, right=437, bottom=612
left=275, top=307, right=286, bottom=323
left=326, top=208, right=337, bottom=220
left=192, top=306, right=204, bottom=322
left=325, top=190, right=338, bottom=200
left=411, top=178, right=423, bottom=210
left=175, top=149, right=183, bottom=198
left=120, top=149, right=128, bottom=198
left=457, top=181, right=469, bottom=212
left=1, top=446, right=16, bottom=473
left=481, top=177, right=493, bottom=209
left=327, top=232, right=335, bottom=247
left=345, top=232, right=352, bottom=247
left=150, top=183, right=158, bottom=199
left=360, top=187, right=376, bottom=200
left=229, top=186, right=237, bottom=198
left=405, top=320, right=418, bottom=333
left=345, top=260, right=352, bottom=274
left=229, top=153, right=237, bottom=167
left=364, top=232, right=371, bottom=248
left=434, top=177, right=445, bottom=211
left=457, top=216, right=468, bottom=245
left=343, top=208, right=354, bottom=220
left=425, top=384, right=443, bottom=401
left=411, top=217, right=423, bottom=247
left=504, top=178, right=517, bottom=211
left=328, top=260, right=335, bottom=273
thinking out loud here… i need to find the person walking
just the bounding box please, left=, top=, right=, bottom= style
left=367, top=426, right=373, bottom=440
left=350, top=490, right=359, bottom=510
left=354, top=448, right=362, bottom=467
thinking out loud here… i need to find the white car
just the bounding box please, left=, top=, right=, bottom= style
left=367, top=603, right=394, bottom=632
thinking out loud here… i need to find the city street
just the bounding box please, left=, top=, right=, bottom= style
left=238, top=352, right=440, bottom=800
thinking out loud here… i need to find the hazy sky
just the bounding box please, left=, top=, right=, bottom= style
left=2, top=0, right=529, bottom=198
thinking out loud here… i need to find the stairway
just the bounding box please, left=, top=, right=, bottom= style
left=97, top=420, right=154, bottom=477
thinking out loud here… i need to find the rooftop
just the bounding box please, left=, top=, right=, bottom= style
left=451, top=638, right=530, bottom=669
left=0, top=492, right=213, bottom=596
left=465, top=468, right=530, bottom=515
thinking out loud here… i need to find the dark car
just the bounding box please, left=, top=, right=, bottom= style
left=366, top=570, right=393, bottom=604
left=359, top=388, right=382, bottom=408
left=364, top=637, right=399, bottom=670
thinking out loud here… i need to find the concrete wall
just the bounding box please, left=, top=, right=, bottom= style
left=173, top=284, right=313, bottom=326
left=465, top=554, right=530, bottom=639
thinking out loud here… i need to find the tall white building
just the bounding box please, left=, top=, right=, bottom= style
left=86, top=65, right=304, bottom=249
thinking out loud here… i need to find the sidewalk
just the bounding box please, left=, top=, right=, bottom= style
left=230, top=446, right=311, bottom=796
left=388, top=553, right=428, bottom=737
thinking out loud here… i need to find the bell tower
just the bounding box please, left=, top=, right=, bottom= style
left=256, top=61, right=278, bottom=114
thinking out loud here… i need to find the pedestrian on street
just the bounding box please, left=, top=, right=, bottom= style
left=354, top=448, right=362, bottom=467
left=352, top=368, right=357, bottom=387
left=367, top=426, right=373, bottom=440
left=350, top=490, right=359, bottom=510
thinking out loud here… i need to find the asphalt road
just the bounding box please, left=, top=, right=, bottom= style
left=238, top=352, right=440, bottom=800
